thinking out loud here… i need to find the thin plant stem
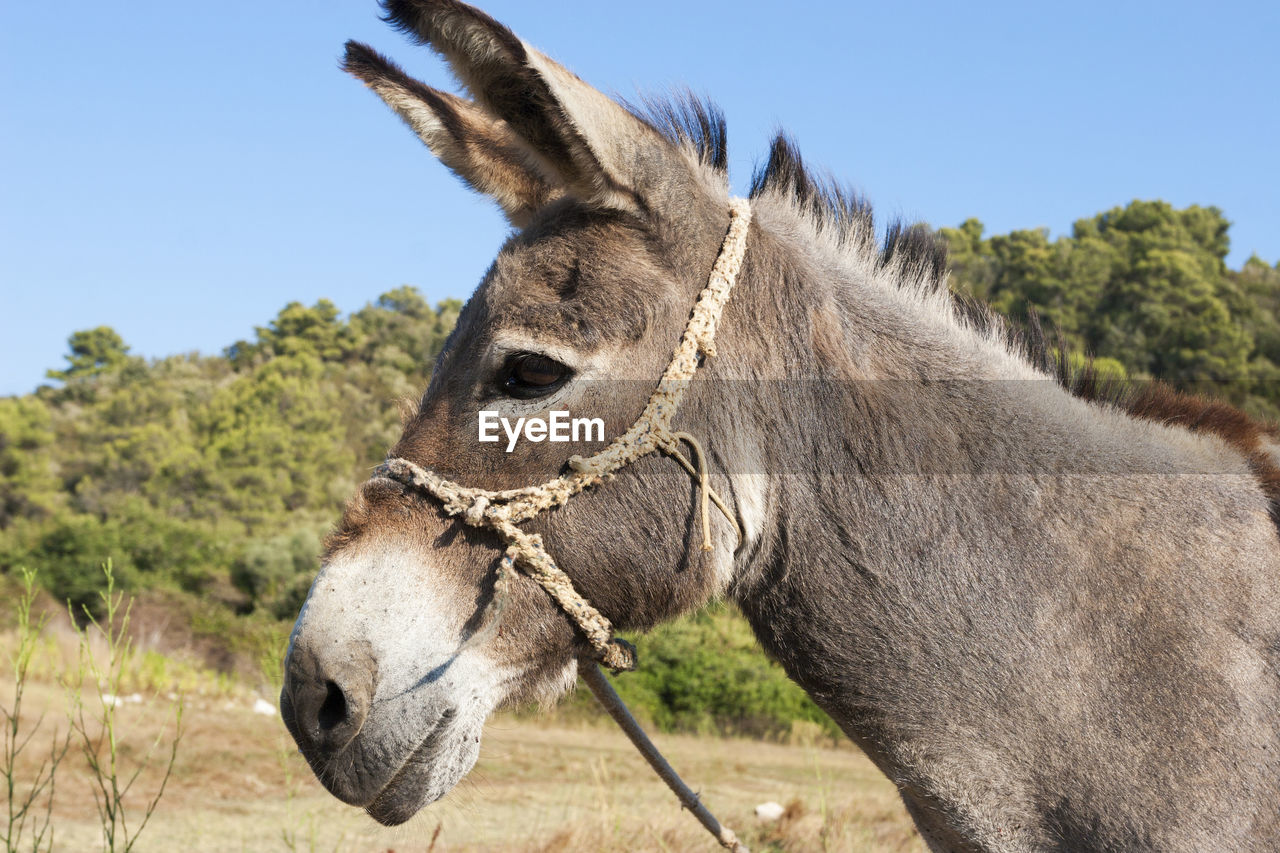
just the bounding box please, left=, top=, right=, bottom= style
left=3, top=568, right=69, bottom=853
left=69, top=561, right=184, bottom=853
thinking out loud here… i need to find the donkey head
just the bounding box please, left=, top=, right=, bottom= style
left=281, top=1, right=751, bottom=825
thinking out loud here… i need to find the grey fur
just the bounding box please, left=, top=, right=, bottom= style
left=281, top=3, right=1280, bottom=848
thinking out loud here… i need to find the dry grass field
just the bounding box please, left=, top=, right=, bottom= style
left=2, top=625, right=922, bottom=853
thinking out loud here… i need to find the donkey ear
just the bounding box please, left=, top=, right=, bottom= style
left=344, top=40, right=560, bottom=227
left=380, top=0, right=695, bottom=212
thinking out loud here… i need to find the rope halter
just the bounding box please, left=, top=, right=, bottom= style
left=374, top=198, right=752, bottom=673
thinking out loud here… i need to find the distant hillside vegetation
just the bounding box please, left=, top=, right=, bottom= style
left=942, top=201, right=1280, bottom=413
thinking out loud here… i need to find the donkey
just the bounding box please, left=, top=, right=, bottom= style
left=281, top=2, right=1280, bottom=849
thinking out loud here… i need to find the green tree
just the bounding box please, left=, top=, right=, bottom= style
left=45, top=327, right=132, bottom=382
left=942, top=200, right=1263, bottom=404
left=940, top=218, right=998, bottom=303
left=226, top=299, right=356, bottom=368
left=3, top=291, right=465, bottom=617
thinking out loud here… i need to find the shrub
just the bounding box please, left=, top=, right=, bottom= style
left=229, top=529, right=320, bottom=615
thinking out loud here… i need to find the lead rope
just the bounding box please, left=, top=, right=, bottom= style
left=581, top=662, right=748, bottom=852
left=376, top=198, right=752, bottom=851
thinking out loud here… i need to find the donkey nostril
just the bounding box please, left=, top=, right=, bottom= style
left=283, top=642, right=374, bottom=754
left=317, top=681, right=348, bottom=732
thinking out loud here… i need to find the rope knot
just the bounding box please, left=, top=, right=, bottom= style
left=464, top=495, right=490, bottom=525
left=598, top=637, right=638, bottom=673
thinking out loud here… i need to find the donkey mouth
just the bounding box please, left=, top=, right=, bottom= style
left=364, top=707, right=480, bottom=826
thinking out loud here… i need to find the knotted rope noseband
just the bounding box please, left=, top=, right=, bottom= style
left=376, top=197, right=751, bottom=672
left=374, top=198, right=753, bottom=852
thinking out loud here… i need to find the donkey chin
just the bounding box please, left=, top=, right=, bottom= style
left=279, top=543, right=575, bottom=825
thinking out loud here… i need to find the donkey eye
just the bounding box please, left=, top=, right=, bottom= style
left=502, top=353, right=571, bottom=399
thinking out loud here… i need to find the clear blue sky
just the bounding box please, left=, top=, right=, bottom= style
left=3, top=1, right=1277, bottom=396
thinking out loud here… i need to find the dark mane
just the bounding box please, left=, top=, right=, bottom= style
left=749, top=135, right=874, bottom=246
left=636, top=97, right=950, bottom=289
left=747, top=132, right=949, bottom=287
left=628, top=92, right=728, bottom=174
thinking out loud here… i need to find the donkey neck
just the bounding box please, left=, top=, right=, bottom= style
left=723, top=200, right=1268, bottom=846
left=725, top=198, right=1238, bottom=655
